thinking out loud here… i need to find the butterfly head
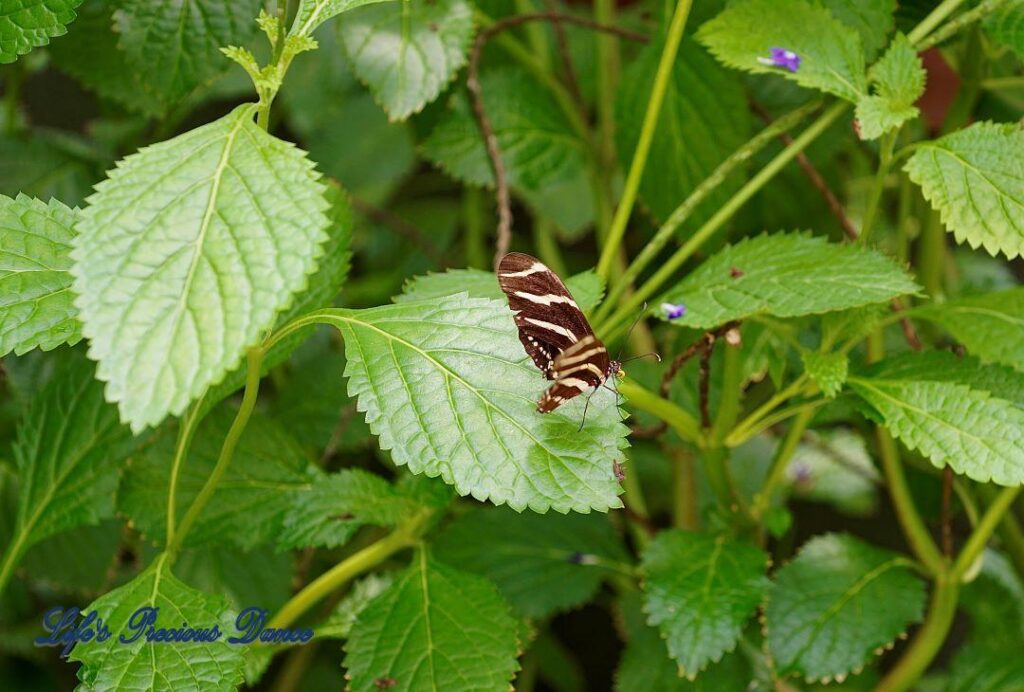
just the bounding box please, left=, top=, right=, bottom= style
left=608, top=360, right=624, bottom=380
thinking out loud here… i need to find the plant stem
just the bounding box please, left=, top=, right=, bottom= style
left=267, top=510, right=433, bottom=629
left=593, top=101, right=820, bottom=325
left=595, top=0, right=694, bottom=281
left=858, top=129, right=897, bottom=245
left=515, top=0, right=551, bottom=66
left=618, top=379, right=702, bottom=445
left=164, top=395, right=207, bottom=550
left=167, top=347, right=264, bottom=559
left=750, top=407, right=814, bottom=521
left=463, top=185, right=488, bottom=269
left=906, top=0, right=970, bottom=46
left=916, top=0, right=1011, bottom=50
left=711, top=337, right=743, bottom=444
left=877, top=576, right=959, bottom=692
left=600, top=102, right=848, bottom=339
left=725, top=374, right=809, bottom=447
left=953, top=486, right=1022, bottom=579
left=594, top=0, right=620, bottom=174
left=671, top=447, right=698, bottom=530
left=918, top=209, right=945, bottom=298
left=533, top=218, right=568, bottom=278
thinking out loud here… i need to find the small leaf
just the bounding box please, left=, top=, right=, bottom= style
left=7, top=352, right=134, bottom=570
left=339, top=0, right=474, bottom=121
left=0, top=0, right=83, bottom=63
left=849, top=352, right=1024, bottom=485
left=433, top=506, right=631, bottom=617
left=318, top=572, right=397, bottom=639
left=396, top=267, right=604, bottom=313
left=114, top=0, right=262, bottom=107
left=0, top=195, right=81, bottom=356
left=801, top=351, right=848, bottom=398
left=422, top=68, right=588, bottom=194
left=697, top=0, right=867, bottom=102
left=119, top=406, right=318, bottom=550
left=323, top=295, right=627, bottom=513
left=821, top=0, right=894, bottom=61
left=984, top=2, right=1024, bottom=61
left=766, top=533, right=926, bottom=681
left=343, top=549, right=520, bottom=691
left=616, top=624, right=752, bottom=691
left=905, top=121, right=1024, bottom=260
left=616, top=37, right=750, bottom=225
left=70, top=552, right=245, bottom=691
left=289, top=0, right=393, bottom=37
left=788, top=430, right=879, bottom=516
left=659, top=232, right=919, bottom=329
left=641, top=530, right=769, bottom=677
left=914, top=287, right=1024, bottom=371
left=855, top=34, right=925, bottom=140
left=71, top=104, right=330, bottom=432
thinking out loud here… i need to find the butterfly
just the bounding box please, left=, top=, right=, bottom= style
left=497, top=252, right=623, bottom=414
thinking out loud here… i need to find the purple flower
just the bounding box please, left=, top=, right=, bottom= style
left=758, top=47, right=801, bottom=73
left=661, top=302, right=687, bottom=320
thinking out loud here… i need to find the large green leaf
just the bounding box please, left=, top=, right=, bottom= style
left=170, top=545, right=293, bottom=613
left=822, top=0, right=894, bottom=61
left=338, top=0, right=474, bottom=121
left=641, top=530, right=769, bottom=677
left=0, top=195, right=81, bottom=356
left=914, top=288, right=1024, bottom=371
left=421, top=68, right=588, bottom=194
left=343, top=550, right=520, bottom=691
left=849, top=353, right=1024, bottom=485
left=616, top=38, right=750, bottom=225
left=71, top=104, right=330, bottom=432
left=658, top=232, right=919, bottom=328
left=905, top=122, right=1024, bottom=260
left=4, top=352, right=134, bottom=581
left=70, top=552, right=245, bottom=691
left=697, top=0, right=867, bottom=102
left=984, top=1, right=1024, bottom=60
left=433, top=506, right=630, bottom=617
left=21, top=520, right=121, bottom=595
left=766, top=533, right=925, bottom=681
left=119, top=406, right=318, bottom=549
left=323, top=295, right=628, bottom=513
left=396, top=267, right=605, bottom=314
left=855, top=34, right=924, bottom=140
left=289, top=0, right=393, bottom=36
left=0, top=0, right=82, bottom=63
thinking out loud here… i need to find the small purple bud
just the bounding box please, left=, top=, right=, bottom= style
left=661, top=302, right=687, bottom=320
left=758, top=47, right=801, bottom=73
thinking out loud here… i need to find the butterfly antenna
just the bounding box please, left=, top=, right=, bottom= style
left=614, top=303, right=660, bottom=364
left=622, top=352, right=662, bottom=364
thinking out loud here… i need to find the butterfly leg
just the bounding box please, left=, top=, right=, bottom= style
left=601, top=381, right=627, bottom=421
left=578, top=386, right=602, bottom=432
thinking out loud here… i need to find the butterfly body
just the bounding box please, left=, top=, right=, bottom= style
left=498, top=252, right=621, bottom=413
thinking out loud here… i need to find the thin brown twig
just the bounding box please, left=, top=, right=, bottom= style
left=698, top=339, right=714, bottom=430
left=891, top=298, right=924, bottom=352
left=351, top=197, right=447, bottom=265
left=468, top=12, right=648, bottom=269
left=542, top=0, right=586, bottom=116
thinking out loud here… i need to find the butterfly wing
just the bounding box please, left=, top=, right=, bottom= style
left=537, top=334, right=612, bottom=412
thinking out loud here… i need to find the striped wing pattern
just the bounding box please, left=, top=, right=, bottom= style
left=498, top=253, right=611, bottom=412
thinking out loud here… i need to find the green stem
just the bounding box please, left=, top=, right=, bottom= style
left=918, top=209, right=945, bottom=299
left=167, top=347, right=264, bottom=559
left=997, top=504, right=1024, bottom=580
left=750, top=407, right=814, bottom=521
left=267, top=510, right=433, bottom=629
left=463, top=185, right=488, bottom=269
left=711, top=337, right=743, bottom=444
left=953, top=486, right=1022, bottom=579
left=0, top=529, right=25, bottom=599
left=164, top=395, right=207, bottom=550
left=877, top=576, right=959, bottom=692
left=515, top=0, right=551, bottom=66
left=915, top=0, right=1011, bottom=50
left=620, top=459, right=651, bottom=551
left=2, top=63, right=23, bottom=135
left=671, top=448, right=698, bottom=530
left=906, top=0, right=970, bottom=46
left=619, top=379, right=702, bottom=445
left=981, top=76, right=1024, bottom=91
left=724, top=374, right=809, bottom=447
left=858, top=129, right=897, bottom=245
left=595, top=0, right=694, bottom=280
left=593, top=101, right=820, bottom=325
left=533, top=218, right=568, bottom=278
left=600, top=102, right=849, bottom=339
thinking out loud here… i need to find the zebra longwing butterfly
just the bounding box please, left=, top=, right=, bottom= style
left=498, top=252, right=621, bottom=413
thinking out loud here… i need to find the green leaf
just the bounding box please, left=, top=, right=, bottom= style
left=905, top=121, right=1024, bottom=260
left=343, top=549, right=520, bottom=691
left=616, top=37, right=750, bottom=225
left=70, top=552, right=244, bottom=691
left=658, top=232, right=919, bottom=329
left=822, top=0, right=894, bottom=61
left=289, top=0, right=393, bottom=37
left=119, top=406, right=317, bottom=549
left=697, top=0, right=867, bottom=102
left=0, top=0, right=82, bottom=63
left=0, top=132, right=100, bottom=206
left=422, top=68, right=588, bottom=194
left=6, top=352, right=134, bottom=572
left=949, top=641, right=1024, bottom=692
left=171, top=545, right=293, bottom=613
left=71, top=104, right=330, bottom=432
left=616, top=625, right=752, bottom=691
left=396, top=267, right=605, bottom=313
left=765, top=533, right=926, bottom=681
left=984, top=2, right=1024, bottom=60
left=641, top=530, right=769, bottom=677
left=801, top=350, right=848, bottom=398
left=323, top=295, right=627, bottom=513
left=318, top=572, right=397, bottom=639
left=21, top=520, right=121, bottom=594
left=338, top=0, right=474, bottom=121
left=849, top=353, right=1024, bottom=486
left=0, top=195, right=81, bottom=356
left=855, top=34, right=924, bottom=140
left=277, top=469, right=437, bottom=550
left=433, top=506, right=631, bottom=617
left=914, top=288, right=1024, bottom=371
left=960, top=549, right=1024, bottom=645
left=113, top=0, right=262, bottom=107
left=788, top=430, right=879, bottom=516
